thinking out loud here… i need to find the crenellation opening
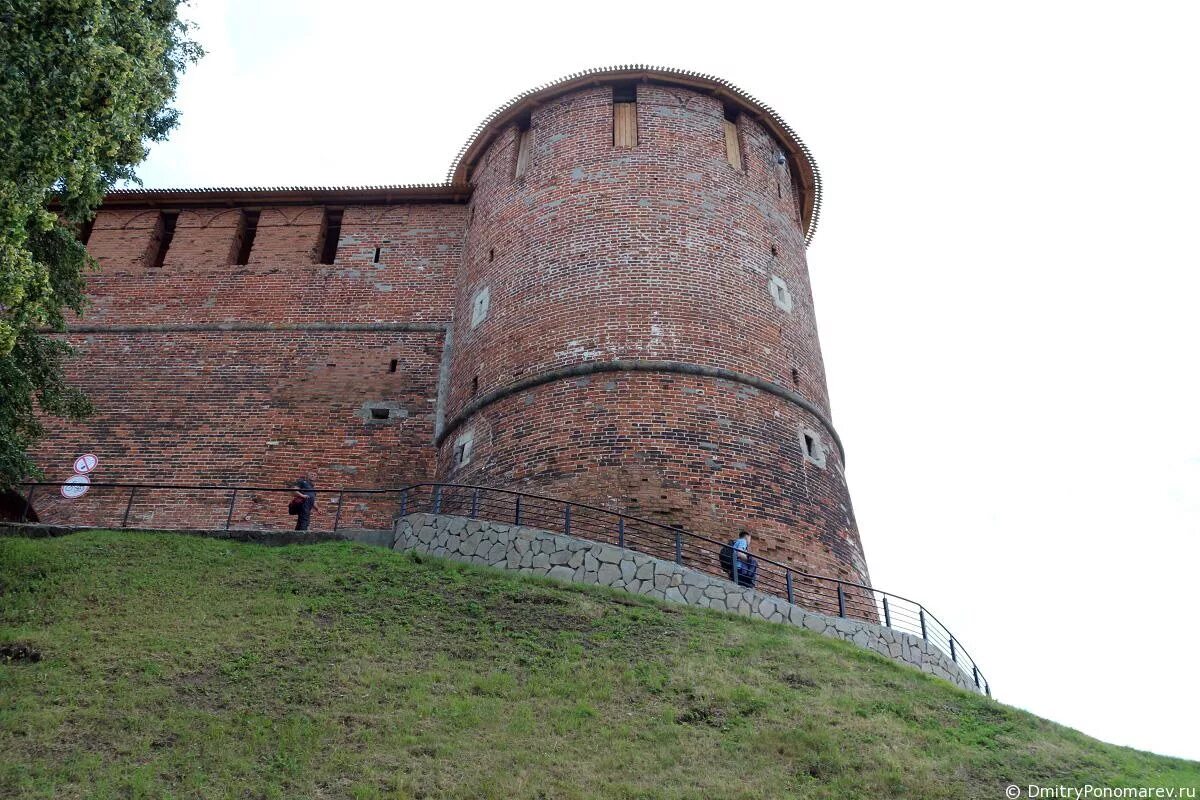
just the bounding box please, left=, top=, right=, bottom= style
left=150, top=211, right=178, bottom=268
left=234, top=209, right=259, bottom=265
left=317, top=208, right=343, bottom=264
left=77, top=216, right=95, bottom=246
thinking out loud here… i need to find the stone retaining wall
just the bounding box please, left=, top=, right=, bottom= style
left=394, top=513, right=981, bottom=693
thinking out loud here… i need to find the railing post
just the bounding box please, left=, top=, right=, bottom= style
left=919, top=608, right=928, bottom=642
left=617, top=517, right=625, bottom=549
left=837, top=583, right=846, bottom=618
left=985, top=682, right=991, bottom=699
left=332, top=490, right=345, bottom=531
left=432, top=486, right=442, bottom=514
left=399, top=489, right=407, bottom=518
left=882, top=596, right=892, bottom=628
left=122, top=487, right=137, bottom=528
left=785, top=570, right=794, bottom=604
left=563, top=504, right=571, bottom=536
left=20, top=484, right=35, bottom=524
left=225, top=489, right=238, bottom=531
left=674, top=529, right=682, bottom=565
left=949, top=637, right=957, bottom=664
left=973, top=665, right=980, bottom=689
left=513, top=495, right=521, bottom=526
left=470, top=488, right=479, bottom=519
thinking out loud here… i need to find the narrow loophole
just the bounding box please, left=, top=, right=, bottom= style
left=370, top=408, right=390, bottom=420
left=373, top=247, right=381, bottom=263
left=388, top=359, right=398, bottom=373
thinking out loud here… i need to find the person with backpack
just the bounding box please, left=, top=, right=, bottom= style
left=719, top=530, right=757, bottom=588
left=288, top=477, right=317, bottom=531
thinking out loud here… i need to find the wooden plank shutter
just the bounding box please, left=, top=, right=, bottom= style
left=614, top=102, right=637, bottom=148
left=724, top=119, right=742, bottom=169
left=515, top=128, right=533, bottom=178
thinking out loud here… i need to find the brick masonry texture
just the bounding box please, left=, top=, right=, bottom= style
left=395, top=513, right=980, bottom=694
left=33, top=74, right=869, bottom=596
left=441, top=82, right=867, bottom=587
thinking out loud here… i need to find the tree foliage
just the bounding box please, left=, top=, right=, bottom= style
left=0, top=0, right=200, bottom=487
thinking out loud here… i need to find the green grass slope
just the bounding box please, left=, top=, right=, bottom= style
left=1, top=532, right=1195, bottom=799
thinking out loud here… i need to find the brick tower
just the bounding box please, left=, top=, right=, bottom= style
left=436, top=69, right=867, bottom=587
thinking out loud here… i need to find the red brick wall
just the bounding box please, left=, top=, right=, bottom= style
left=33, top=78, right=867, bottom=591
left=33, top=202, right=463, bottom=528
left=446, top=84, right=828, bottom=421
left=436, top=374, right=865, bottom=584
left=439, top=82, right=868, bottom=587
left=81, top=204, right=463, bottom=324
left=32, top=329, right=444, bottom=530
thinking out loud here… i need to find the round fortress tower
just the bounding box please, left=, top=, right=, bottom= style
left=437, top=67, right=868, bottom=587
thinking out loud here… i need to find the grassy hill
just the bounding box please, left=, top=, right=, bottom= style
left=1, top=531, right=1195, bottom=799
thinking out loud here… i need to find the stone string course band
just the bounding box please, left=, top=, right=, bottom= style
left=434, top=359, right=846, bottom=461
left=394, top=513, right=980, bottom=693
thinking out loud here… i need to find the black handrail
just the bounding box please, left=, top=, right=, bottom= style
left=14, top=479, right=989, bottom=696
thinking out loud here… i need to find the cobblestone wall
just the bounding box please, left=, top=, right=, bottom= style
left=394, top=513, right=980, bottom=693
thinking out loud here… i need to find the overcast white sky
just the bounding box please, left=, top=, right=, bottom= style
left=133, top=0, right=1200, bottom=761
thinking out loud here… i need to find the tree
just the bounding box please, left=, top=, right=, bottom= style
left=0, top=0, right=201, bottom=487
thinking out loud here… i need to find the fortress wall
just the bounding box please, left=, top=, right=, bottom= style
left=34, top=71, right=869, bottom=604
left=31, top=329, right=443, bottom=527
left=79, top=203, right=463, bottom=325
left=33, top=201, right=465, bottom=521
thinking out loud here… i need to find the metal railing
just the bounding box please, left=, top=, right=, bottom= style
left=14, top=479, right=989, bottom=696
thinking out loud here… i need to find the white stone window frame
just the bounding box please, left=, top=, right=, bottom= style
left=799, top=427, right=826, bottom=468
left=470, top=286, right=491, bottom=328
left=453, top=429, right=475, bottom=468
left=769, top=275, right=793, bottom=312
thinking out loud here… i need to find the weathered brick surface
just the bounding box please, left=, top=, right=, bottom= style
left=448, top=84, right=827, bottom=421
left=437, top=373, right=866, bottom=586
left=34, top=76, right=869, bottom=592
left=80, top=204, right=462, bottom=324
left=440, top=82, right=866, bottom=587
left=32, top=330, right=441, bottom=530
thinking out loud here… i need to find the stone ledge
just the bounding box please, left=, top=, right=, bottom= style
left=394, top=512, right=982, bottom=694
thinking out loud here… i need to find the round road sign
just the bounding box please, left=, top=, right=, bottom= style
left=61, top=474, right=91, bottom=499
left=73, top=453, right=98, bottom=474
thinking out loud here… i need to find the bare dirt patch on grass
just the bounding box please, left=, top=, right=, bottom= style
left=0, top=642, right=41, bottom=663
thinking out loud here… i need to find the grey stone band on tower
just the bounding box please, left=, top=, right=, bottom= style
left=435, top=359, right=845, bottom=462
